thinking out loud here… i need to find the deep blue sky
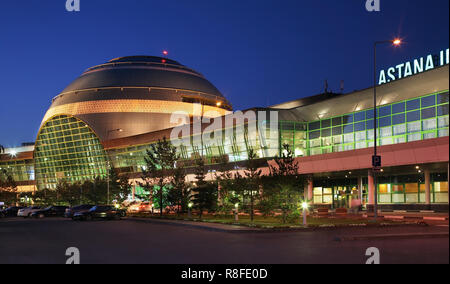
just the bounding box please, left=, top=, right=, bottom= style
left=0, top=0, right=448, bottom=146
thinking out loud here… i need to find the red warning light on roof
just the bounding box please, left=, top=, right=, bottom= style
left=162, top=50, right=169, bottom=56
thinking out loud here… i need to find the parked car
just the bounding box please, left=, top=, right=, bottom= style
left=17, top=206, right=42, bottom=218
left=72, top=205, right=124, bottom=221
left=31, top=206, right=68, bottom=218
left=64, top=204, right=94, bottom=218
left=0, top=206, right=24, bottom=218
left=128, top=201, right=153, bottom=213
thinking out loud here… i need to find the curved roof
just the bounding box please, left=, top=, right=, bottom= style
left=60, top=56, right=224, bottom=98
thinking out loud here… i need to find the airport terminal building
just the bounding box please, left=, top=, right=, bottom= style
left=1, top=53, right=449, bottom=211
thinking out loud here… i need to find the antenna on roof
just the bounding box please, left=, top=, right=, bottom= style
left=324, top=80, right=329, bottom=93
left=340, top=80, right=344, bottom=93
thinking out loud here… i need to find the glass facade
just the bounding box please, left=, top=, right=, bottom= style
left=300, top=91, right=449, bottom=156
left=34, top=115, right=108, bottom=190
left=105, top=91, right=449, bottom=176
left=107, top=122, right=281, bottom=174
left=0, top=159, right=34, bottom=182
left=312, top=174, right=449, bottom=207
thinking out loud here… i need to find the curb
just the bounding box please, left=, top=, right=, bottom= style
left=125, top=217, right=427, bottom=234
left=363, top=214, right=449, bottom=221
left=125, top=217, right=265, bottom=233
left=337, top=232, right=449, bottom=241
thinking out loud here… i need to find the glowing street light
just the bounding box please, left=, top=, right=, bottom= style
left=188, top=202, right=193, bottom=218
left=234, top=203, right=239, bottom=222
left=393, top=38, right=402, bottom=46
left=301, top=201, right=308, bottom=227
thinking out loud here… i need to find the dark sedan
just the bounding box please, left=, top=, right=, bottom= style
left=0, top=206, right=25, bottom=218
left=72, top=205, right=124, bottom=221
left=31, top=206, right=68, bottom=218
left=64, top=204, right=94, bottom=218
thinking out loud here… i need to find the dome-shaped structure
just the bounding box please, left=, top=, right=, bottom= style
left=41, top=56, right=232, bottom=141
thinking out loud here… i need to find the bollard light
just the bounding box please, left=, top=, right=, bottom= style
left=301, top=201, right=308, bottom=227
left=188, top=202, right=193, bottom=218
left=302, top=202, right=308, bottom=210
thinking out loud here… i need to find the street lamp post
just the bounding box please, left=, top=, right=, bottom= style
left=106, top=128, right=123, bottom=205
left=301, top=202, right=308, bottom=227
left=234, top=203, right=239, bottom=222
left=373, top=39, right=401, bottom=220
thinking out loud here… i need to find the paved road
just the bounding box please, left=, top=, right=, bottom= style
left=0, top=218, right=448, bottom=264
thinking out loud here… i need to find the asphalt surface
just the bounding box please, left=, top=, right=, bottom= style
left=0, top=217, right=448, bottom=264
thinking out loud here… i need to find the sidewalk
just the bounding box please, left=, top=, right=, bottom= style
left=362, top=211, right=449, bottom=221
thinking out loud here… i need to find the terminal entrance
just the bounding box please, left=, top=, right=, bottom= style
left=313, top=183, right=362, bottom=209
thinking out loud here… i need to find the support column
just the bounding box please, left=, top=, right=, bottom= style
left=424, top=169, right=431, bottom=205
left=132, top=184, right=136, bottom=201
left=368, top=170, right=374, bottom=205
left=308, top=177, right=313, bottom=203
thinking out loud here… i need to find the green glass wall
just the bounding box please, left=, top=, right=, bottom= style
left=107, top=90, right=449, bottom=174
left=34, top=115, right=108, bottom=190
left=300, top=91, right=449, bottom=156
left=0, top=159, right=34, bottom=182
left=107, top=123, right=280, bottom=173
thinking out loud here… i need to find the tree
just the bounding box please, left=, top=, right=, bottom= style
left=194, top=157, right=207, bottom=186
left=32, top=188, right=58, bottom=206
left=0, top=169, right=18, bottom=206
left=109, top=168, right=132, bottom=204
left=192, top=183, right=218, bottom=219
left=82, top=177, right=108, bottom=205
left=140, top=137, right=178, bottom=217
left=168, top=165, right=190, bottom=215
left=265, top=144, right=305, bottom=223
left=57, top=180, right=83, bottom=206
left=191, top=158, right=218, bottom=219
left=241, top=148, right=262, bottom=222
left=215, top=155, right=239, bottom=214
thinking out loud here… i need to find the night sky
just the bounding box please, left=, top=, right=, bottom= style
left=0, top=0, right=448, bottom=146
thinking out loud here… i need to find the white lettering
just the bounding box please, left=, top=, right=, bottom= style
left=446, top=48, right=449, bottom=65
left=378, top=48, right=449, bottom=85
left=396, top=63, right=405, bottom=79
left=425, top=54, right=434, bottom=70
left=387, top=67, right=396, bottom=82
left=414, top=57, right=424, bottom=74
left=378, top=70, right=386, bottom=85
left=404, top=62, right=413, bottom=77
